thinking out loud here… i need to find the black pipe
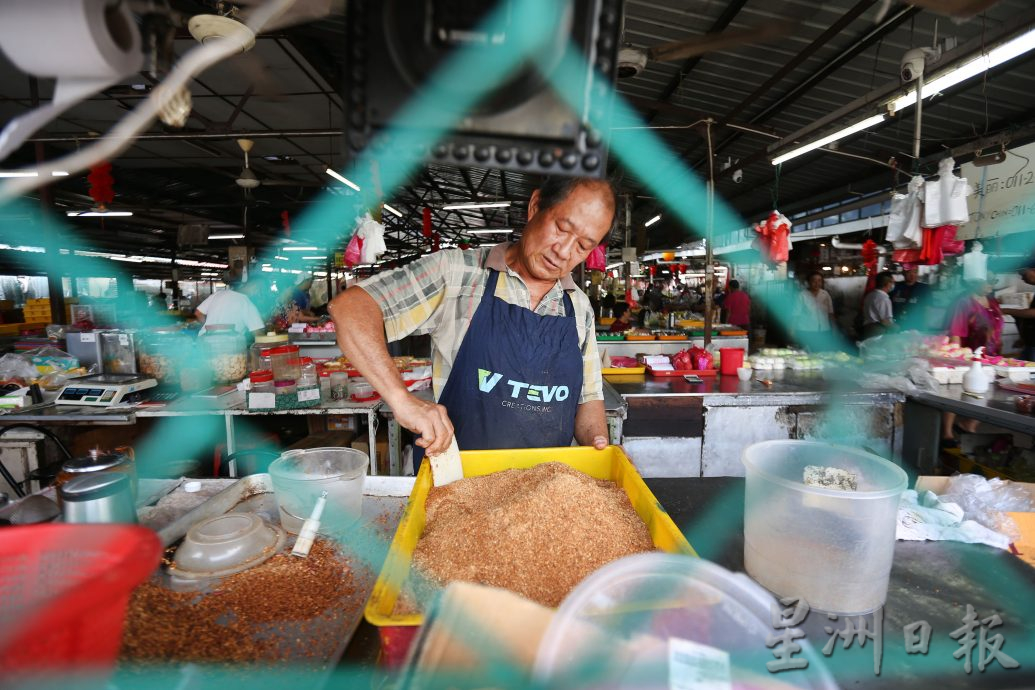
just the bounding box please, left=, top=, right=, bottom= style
left=0, top=424, right=74, bottom=498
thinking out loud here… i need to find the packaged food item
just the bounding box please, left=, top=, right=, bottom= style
left=200, top=326, right=248, bottom=384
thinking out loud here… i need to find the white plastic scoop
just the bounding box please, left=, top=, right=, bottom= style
left=429, top=436, right=463, bottom=487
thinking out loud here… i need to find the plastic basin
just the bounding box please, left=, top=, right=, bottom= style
left=742, top=440, right=907, bottom=615
left=533, top=552, right=838, bottom=690
left=269, top=447, right=368, bottom=534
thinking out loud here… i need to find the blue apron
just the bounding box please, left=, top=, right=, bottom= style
left=435, top=269, right=583, bottom=451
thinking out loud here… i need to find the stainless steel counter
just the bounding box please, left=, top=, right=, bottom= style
left=911, top=383, right=1035, bottom=435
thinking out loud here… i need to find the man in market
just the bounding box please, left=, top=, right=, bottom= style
left=861, top=272, right=897, bottom=340
left=194, top=273, right=265, bottom=337
left=1001, top=266, right=1035, bottom=360
left=889, top=267, right=929, bottom=327
left=329, top=177, right=616, bottom=457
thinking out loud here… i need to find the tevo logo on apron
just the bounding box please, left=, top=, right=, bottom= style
left=477, top=368, right=570, bottom=402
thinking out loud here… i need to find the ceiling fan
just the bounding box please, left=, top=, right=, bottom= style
left=235, top=138, right=261, bottom=195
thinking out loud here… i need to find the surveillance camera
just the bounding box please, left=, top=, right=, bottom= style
left=732, top=169, right=743, bottom=184
left=900, top=48, right=927, bottom=83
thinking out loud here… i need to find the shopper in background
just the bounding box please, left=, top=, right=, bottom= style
left=721, top=280, right=750, bottom=330
left=1001, top=266, right=1035, bottom=360
left=792, top=272, right=834, bottom=343
left=330, top=176, right=617, bottom=457
left=947, top=277, right=1003, bottom=355
left=194, top=275, right=265, bottom=336
left=609, top=303, right=634, bottom=333
left=941, top=277, right=1005, bottom=448
left=890, top=267, right=930, bottom=326
left=278, top=274, right=320, bottom=325
left=861, top=272, right=897, bottom=340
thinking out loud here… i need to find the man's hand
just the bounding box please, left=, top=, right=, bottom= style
left=591, top=435, right=608, bottom=450
left=393, top=393, right=455, bottom=456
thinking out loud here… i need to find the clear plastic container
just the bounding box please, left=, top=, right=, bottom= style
left=250, top=333, right=288, bottom=371
left=249, top=370, right=274, bottom=394
left=137, top=328, right=188, bottom=384
left=318, top=369, right=331, bottom=401
left=199, top=325, right=247, bottom=384
left=329, top=371, right=349, bottom=401
left=534, top=552, right=838, bottom=690
left=350, top=377, right=377, bottom=402
left=265, top=345, right=301, bottom=382
left=268, top=447, right=369, bottom=534
left=274, top=379, right=296, bottom=396
left=297, top=357, right=317, bottom=388
left=742, top=440, right=907, bottom=615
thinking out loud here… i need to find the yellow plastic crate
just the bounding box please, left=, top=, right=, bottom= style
left=364, top=445, right=696, bottom=629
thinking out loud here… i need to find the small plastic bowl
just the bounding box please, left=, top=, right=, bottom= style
left=171, top=513, right=285, bottom=580
left=736, top=366, right=753, bottom=381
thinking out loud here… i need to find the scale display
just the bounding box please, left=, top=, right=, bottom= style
left=55, top=374, right=157, bottom=407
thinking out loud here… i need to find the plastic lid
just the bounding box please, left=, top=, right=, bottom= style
left=249, top=370, right=274, bottom=383
left=60, top=472, right=130, bottom=501
left=300, top=357, right=313, bottom=364
left=274, top=379, right=296, bottom=388
left=254, top=333, right=289, bottom=344
left=262, top=345, right=300, bottom=357
left=319, top=370, right=330, bottom=377
left=63, top=451, right=129, bottom=473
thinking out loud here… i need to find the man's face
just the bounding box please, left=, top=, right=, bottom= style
left=808, top=274, right=823, bottom=291
left=904, top=269, right=918, bottom=285
left=1022, top=268, right=1035, bottom=286
left=519, top=182, right=614, bottom=282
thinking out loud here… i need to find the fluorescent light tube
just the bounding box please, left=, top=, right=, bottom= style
left=771, top=114, right=887, bottom=166
left=892, top=27, right=1035, bottom=113
left=383, top=203, right=403, bottom=217
left=645, top=214, right=662, bottom=227
left=66, top=210, right=134, bottom=217
left=326, top=168, right=361, bottom=191
left=283, top=246, right=319, bottom=251
left=274, top=255, right=289, bottom=261
left=301, top=256, right=327, bottom=260
left=208, top=234, right=245, bottom=240
left=443, top=201, right=511, bottom=210
left=465, top=228, right=513, bottom=235
left=0, top=170, right=69, bottom=178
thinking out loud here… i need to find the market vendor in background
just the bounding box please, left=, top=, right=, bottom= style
left=941, top=276, right=1004, bottom=447
left=890, top=267, right=930, bottom=327
left=194, top=273, right=265, bottom=337
left=791, top=271, right=834, bottom=345
left=275, top=274, right=321, bottom=326
left=609, top=303, right=634, bottom=333
left=329, top=177, right=616, bottom=456
left=861, top=272, right=897, bottom=340
left=720, top=280, right=750, bottom=330
left=1001, top=266, right=1035, bottom=361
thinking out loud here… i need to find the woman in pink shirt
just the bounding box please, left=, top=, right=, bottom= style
left=943, top=278, right=1003, bottom=448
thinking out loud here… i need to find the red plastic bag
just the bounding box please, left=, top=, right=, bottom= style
left=344, top=233, right=363, bottom=267
left=586, top=245, right=606, bottom=271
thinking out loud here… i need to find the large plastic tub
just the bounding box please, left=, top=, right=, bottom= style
left=742, top=440, right=908, bottom=615
left=269, top=447, right=368, bottom=534
left=364, top=445, right=696, bottom=666
left=534, top=552, right=839, bottom=690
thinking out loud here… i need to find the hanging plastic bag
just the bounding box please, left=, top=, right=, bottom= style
left=357, top=213, right=387, bottom=264
left=887, top=176, right=924, bottom=248
left=923, top=157, right=972, bottom=227
left=586, top=245, right=606, bottom=271
left=344, top=233, right=363, bottom=267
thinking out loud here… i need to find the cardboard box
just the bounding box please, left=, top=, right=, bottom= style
left=916, top=476, right=1035, bottom=568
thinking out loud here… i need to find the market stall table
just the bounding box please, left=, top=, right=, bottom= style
left=604, top=369, right=905, bottom=477
left=903, top=382, right=1035, bottom=473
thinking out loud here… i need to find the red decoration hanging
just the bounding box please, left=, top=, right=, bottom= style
left=280, top=210, right=291, bottom=237
left=752, top=211, right=791, bottom=264
left=458, top=242, right=471, bottom=250
left=87, top=163, right=114, bottom=206
left=862, top=239, right=879, bottom=293
left=422, top=207, right=433, bottom=238
left=431, top=231, right=441, bottom=253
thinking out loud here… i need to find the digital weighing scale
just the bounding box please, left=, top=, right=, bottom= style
left=55, top=373, right=157, bottom=406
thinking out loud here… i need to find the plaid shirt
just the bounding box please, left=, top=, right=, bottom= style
left=359, top=243, right=602, bottom=405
